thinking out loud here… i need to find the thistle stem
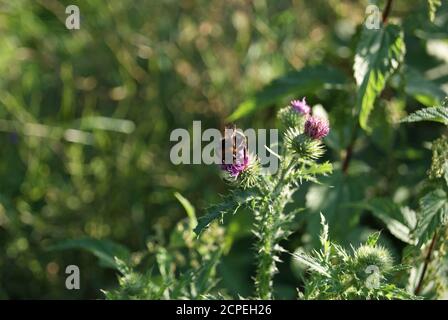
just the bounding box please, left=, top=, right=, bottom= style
left=255, top=157, right=292, bottom=299
left=255, top=205, right=275, bottom=299
left=414, top=230, right=438, bottom=295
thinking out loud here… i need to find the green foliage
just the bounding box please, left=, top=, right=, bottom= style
left=48, top=238, right=131, bottom=270
left=428, top=0, right=442, bottom=22
left=228, top=66, right=348, bottom=121
left=428, top=137, right=448, bottom=183
left=414, top=189, right=448, bottom=246
left=294, top=218, right=416, bottom=300
left=401, top=104, right=448, bottom=125
left=354, top=24, right=405, bottom=131
left=103, top=250, right=221, bottom=299
left=1, top=0, right=448, bottom=301
left=403, top=68, right=446, bottom=107
left=194, top=190, right=260, bottom=236
left=355, top=198, right=417, bottom=245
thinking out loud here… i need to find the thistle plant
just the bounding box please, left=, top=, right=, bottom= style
left=194, top=98, right=333, bottom=299
left=293, top=215, right=417, bottom=300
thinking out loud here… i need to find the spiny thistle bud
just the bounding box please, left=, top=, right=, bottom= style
left=353, top=245, right=393, bottom=277
left=304, top=116, right=330, bottom=140
left=277, top=98, right=310, bottom=129
left=428, top=136, right=448, bottom=181
left=284, top=128, right=325, bottom=160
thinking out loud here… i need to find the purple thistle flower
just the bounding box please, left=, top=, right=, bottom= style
left=290, top=98, right=311, bottom=115
left=220, top=148, right=249, bottom=178
left=304, top=116, right=330, bottom=140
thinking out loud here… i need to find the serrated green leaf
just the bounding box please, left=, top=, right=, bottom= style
left=354, top=24, right=405, bottom=131
left=291, top=251, right=331, bottom=277
left=194, top=190, right=258, bottom=235
left=401, top=105, right=448, bottom=125
left=293, top=161, right=333, bottom=184
left=227, top=65, right=348, bottom=121
left=414, top=189, right=448, bottom=246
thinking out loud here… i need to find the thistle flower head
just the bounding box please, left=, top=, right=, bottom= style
left=220, top=149, right=249, bottom=178
left=304, top=116, right=330, bottom=140
left=290, top=98, right=311, bottom=115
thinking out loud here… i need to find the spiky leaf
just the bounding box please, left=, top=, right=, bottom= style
left=194, top=190, right=259, bottom=235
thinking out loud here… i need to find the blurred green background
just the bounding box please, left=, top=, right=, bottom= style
left=0, top=0, right=447, bottom=299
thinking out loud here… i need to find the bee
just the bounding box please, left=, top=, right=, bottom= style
left=220, top=124, right=247, bottom=165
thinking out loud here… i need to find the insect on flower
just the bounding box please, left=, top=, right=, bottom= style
left=219, top=124, right=249, bottom=177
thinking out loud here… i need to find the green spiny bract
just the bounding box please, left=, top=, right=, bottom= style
left=277, top=106, right=307, bottom=129
left=284, top=128, right=325, bottom=161
left=222, top=157, right=262, bottom=190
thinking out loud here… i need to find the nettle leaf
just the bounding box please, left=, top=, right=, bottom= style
left=354, top=24, right=405, bottom=131
left=227, top=65, right=348, bottom=121
left=414, top=189, right=448, bottom=246
left=194, top=190, right=259, bottom=236
left=401, top=104, right=448, bottom=125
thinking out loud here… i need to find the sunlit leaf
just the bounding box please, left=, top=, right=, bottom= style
left=354, top=24, right=405, bottom=131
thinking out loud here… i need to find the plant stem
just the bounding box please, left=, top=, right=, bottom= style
left=342, top=123, right=359, bottom=174
left=414, top=231, right=438, bottom=295
left=342, top=143, right=354, bottom=174
left=382, top=0, right=393, bottom=23
left=255, top=159, right=292, bottom=299
left=255, top=204, right=275, bottom=299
